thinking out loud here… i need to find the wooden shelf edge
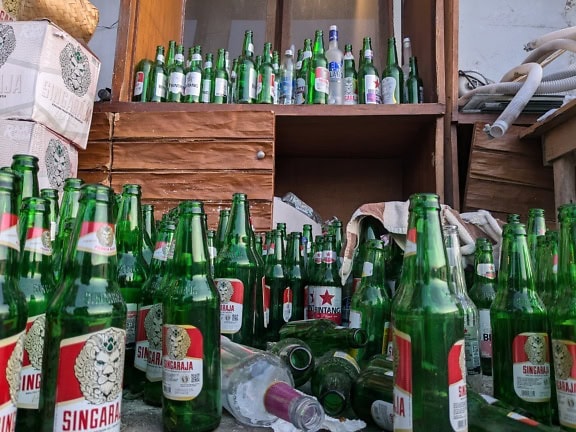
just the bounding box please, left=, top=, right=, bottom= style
left=520, top=98, right=576, bottom=139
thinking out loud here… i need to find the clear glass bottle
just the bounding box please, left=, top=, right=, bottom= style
left=326, top=25, right=343, bottom=105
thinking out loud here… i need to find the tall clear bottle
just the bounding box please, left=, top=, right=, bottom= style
left=326, top=25, right=343, bottom=104
left=358, top=37, right=380, bottom=104
left=381, top=36, right=404, bottom=104
left=0, top=170, right=27, bottom=432
left=391, top=193, right=467, bottom=432
left=295, top=39, right=312, bottom=105
left=149, top=45, right=168, bottom=102
left=214, top=193, right=266, bottom=348
left=307, top=30, right=329, bottom=104
left=212, top=48, right=229, bottom=104
left=38, top=184, right=127, bottom=432
left=236, top=30, right=257, bottom=104
left=491, top=222, right=551, bottom=425
left=162, top=201, right=221, bottom=432
left=343, top=44, right=358, bottom=105
left=279, top=49, right=295, bottom=105
left=184, top=45, right=202, bottom=103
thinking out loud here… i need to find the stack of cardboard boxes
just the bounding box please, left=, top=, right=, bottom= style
left=0, top=19, right=100, bottom=192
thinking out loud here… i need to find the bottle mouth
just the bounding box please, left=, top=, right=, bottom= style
left=293, top=395, right=326, bottom=431
left=351, top=329, right=369, bottom=347
left=289, top=346, right=313, bottom=372
left=319, top=390, right=346, bottom=417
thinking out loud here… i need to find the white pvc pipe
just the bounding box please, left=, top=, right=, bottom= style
left=524, top=26, right=576, bottom=51
left=521, top=39, right=576, bottom=65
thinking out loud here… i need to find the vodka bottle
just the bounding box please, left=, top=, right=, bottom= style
left=326, top=25, right=343, bottom=104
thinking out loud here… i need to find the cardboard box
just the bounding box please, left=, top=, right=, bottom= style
left=0, top=20, right=100, bottom=149
left=0, top=119, right=78, bottom=193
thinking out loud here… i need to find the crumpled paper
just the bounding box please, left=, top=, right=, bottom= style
left=270, top=415, right=367, bottom=432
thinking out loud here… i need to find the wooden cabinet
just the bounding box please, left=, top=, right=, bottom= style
left=79, top=0, right=458, bottom=228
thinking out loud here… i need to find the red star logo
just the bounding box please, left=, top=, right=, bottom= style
left=320, top=290, right=335, bottom=305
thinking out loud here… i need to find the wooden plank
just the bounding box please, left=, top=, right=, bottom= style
left=113, top=111, right=275, bottom=140
left=541, top=119, right=576, bottom=164
left=111, top=171, right=274, bottom=201
left=112, top=140, right=274, bottom=170
left=552, top=152, right=576, bottom=209
left=78, top=142, right=112, bottom=170
left=521, top=98, right=576, bottom=139
left=77, top=170, right=111, bottom=186
left=111, top=0, right=137, bottom=102
left=89, top=112, right=114, bottom=141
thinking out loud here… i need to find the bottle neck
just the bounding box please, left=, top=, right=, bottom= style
left=559, top=213, right=576, bottom=293
left=223, top=197, right=253, bottom=248
left=243, top=33, right=254, bottom=58
left=360, top=247, right=386, bottom=288
left=0, top=189, right=19, bottom=277
left=263, top=382, right=324, bottom=431
left=172, top=211, right=210, bottom=277
left=498, top=224, right=535, bottom=293
left=473, top=250, right=496, bottom=284
left=444, top=229, right=468, bottom=296
left=387, top=39, right=399, bottom=66
left=116, top=194, right=144, bottom=253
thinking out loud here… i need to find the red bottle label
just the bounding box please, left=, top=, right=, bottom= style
left=393, top=328, right=412, bottom=431
left=162, top=325, right=203, bottom=400
left=152, top=241, right=170, bottom=261
left=134, top=306, right=150, bottom=372
left=313, top=285, right=342, bottom=324
left=448, top=340, right=468, bottom=432
left=0, top=213, right=19, bottom=251
left=0, top=332, right=24, bottom=432
left=512, top=332, right=551, bottom=402
left=216, top=278, right=244, bottom=334
left=18, top=315, right=45, bottom=409
left=282, top=287, right=293, bottom=322
left=54, top=328, right=125, bottom=432
left=551, top=339, right=576, bottom=428
left=24, top=227, right=52, bottom=255
left=404, top=228, right=417, bottom=257
left=476, top=263, right=495, bottom=279
left=76, top=222, right=116, bottom=256
left=145, top=304, right=163, bottom=382
left=133, top=71, right=144, bottom=96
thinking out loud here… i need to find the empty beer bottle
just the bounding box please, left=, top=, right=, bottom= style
left=207, top=229, right=217, bottom=277
left=278, top=319, right=367, bottom=357
left=40, top=188, right=59, bottom=242
left=358, top=37, right=380, bottom=104
left=351, top=216, right=385, bottom=292
left=539, top=230, right=558, bottom=308
left=405, top=56, right=424, bottom=103
left=162, top=201, right=221, bottom=432
left=0, top=170, right=27, bottom=432
left=343, top=43, right=358, bottom=105
left=302, top=224, right=313, bottom=271
left=236, top=30, right=257, bottom=104
left=184, top=45, right=202, bottom=103
left=166, top=40, right=176, bottom=70
left=211, top=48, right=228, bottom=104
left=381, top=36, right=403, bottom=104
left=491, top=222, right=551, bottom=425
left=305, top=235, right=323, bottom=320
left=166, top=44, right=185, bottom=102
left=295, top=38, right=312, bottom=105
left=150, top=45, right=168, bottom=102
left=254, top=232, right=263, bottom=257
left=277, top=222, right=287, bottom=249
left=469, top=237, right=497, bottom=377
left=311, top=234, right=343, bottom=324
left=265, top=229, right=289, bottom=342
left=267, top=337, right=314, bottom=387
left=132, top=58, right=153, bottom=102
left=141, top=217, right=176, bottom=407
left=391, top=193, right=466, bottom=432
left=215, top=208, right=230, bottom=250
left=349, top=239, right=391, bottom=367
left=257, top=42, right=275, bottom=104
left=307, top=30, right=329, bottom=104
left=351, top=359, right=394, bottom=430
left=142, top=203, right=155, bottom=266
left=38, top=184, right=127, bottom=432
left=116, top=184, right=149, bottom=395
left=200, top=52, right=214, bottom=103
left=214, top=193, right=266, bottom=348
left=11, top=154, right=40, bottom=213
left=286, top=232, right=305, bottom=321
left=527, top=208, right=547, bottom=267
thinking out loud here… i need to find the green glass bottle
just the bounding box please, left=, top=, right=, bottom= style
left=207, top=229, right=217, bottom=277
left=200, top=52, right=214, bottom=103
left=257, top=42, right=275, bottom=104
left=295, top=39, right=312, bottom=105
left=286, top=232, right=305, bottom=321
left=0, top=170, right=27, bottom=432
left=166, top=40, right=176, bottom=70
left=150, top=45, right=168, bottom=102
left=142, top=203, right=155, bottom=266
left=305, top=234, right=323, bottom=319
left=307, top=30, right=329, bottom=104
left=343, top=43, right=358, bottom=105
left=116, top=184, right=149, bottom=395
left=278, top=318, right=367, bottom=357
left=469, top=237, right=497, bottom=377
left=211, top=48, right=228, bottom=104
left=15, top=197, right=55, bottom=429
left=276, top=222, right=287, bottom=249
left=349, top=239, right=391, bottom=367
left=391, top=193, right=466, bottom=432
left=132, top=58, right=153, bottom=102
left=236, top=30, right=257, bottom=104
left=406, top=56, right=424, bottom=103
left=527, top=208, right=547, bottom=267
left=254, top=233, right=263, bottom=257
left=11, top=154, right=39, bottom=212
left=141, top=217, right=176, bottom=407
left=491, top=222, right=551, bottom=425
left=214, top=193, right=266, bottom=348
left=38, top=184, right=126, bottom=432
left=381, top=36, right=404, bottom=104
left=272, top=50, right=280, bottom=104
left=310, top=350, right=361, bottom=416
left=351, top=361, right=394, bottom=430
left=540, top=230, right=558, bottom=308
left=301, top=224, right=313, bottom=273
left=265, top=229, right=289, bottom=342
left=162, top=201, right=221, bottom=432
left=351, top=216, right=385, bottom=292
left=267, top=337, right=314, bottom=388
left=311, top=234, right=343, bottom=324
left=215, top=208, right=230, bottom=251
left=358, top=37, right=380, bottom=104
left=40, top=188, right=59, bottom=243
left=228, top=57, right=238, bottom=104
left=184, top=45, right=202, bottom=103
left=167, top=44, right=186, bottom=102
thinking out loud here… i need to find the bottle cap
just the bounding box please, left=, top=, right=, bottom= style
left=330, top=25, right=337, bottom=31
left=285, top=49, right=293, bottom=56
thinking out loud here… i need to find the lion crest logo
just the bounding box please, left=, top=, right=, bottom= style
left=552, top=340, right=573, bottom=381
left=59, top=43, right=91, bottom=97
left=96, top=225, right=114, bottom=248
left=24, top=315, right=46, bottom=370
left=165, top=326, right=191, bottom=361
left=216, top=279, right=234, bottom=303
left=74, top=329, right=125, bottom=404
left=524, top=334, right=547, bottom=365
left=45, top=139, right=71, bottom=191
left=6, top=333, right=24, bottom=405
left=41, top=230, right=52, bottom=252
left=0, top=24, right=16, bottom=69
left=144, top=304, right=163, bottom=350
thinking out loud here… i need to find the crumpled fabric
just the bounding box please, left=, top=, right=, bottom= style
left=270, top=416, right=367, bottom=432
left=340, top=200, right=504, bottom=285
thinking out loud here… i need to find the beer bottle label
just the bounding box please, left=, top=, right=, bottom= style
left=270, top=74, right=276, bottom=100
left=304, top=285, right=314, bottom=320
left=362, top=261, right=373, bottom=277
left=24, top=226, right=52, bottom=255
left=512, top=332, right=551, bottom=402
left=553, top=252, right=558, bottom=274
left=153, top=241, right=170, bottom=262
left=50, top=221, right=57, bottom=242
left=371, top=400, right=394, bottom=431
left=476, top=263, right=495, bottom=279
left=201, top=79, right=212, bottom=102
left=162, top=325, right=203, bottom=400
left=313, top=286, right=342, bottom=324
left=145, top=304, right=163, bottom=382
left=295, top=77, right=307, bottom=104
left=448, top=340, right=468, bottom=432
left=282, top=287, right=293, bottom=322
left=126, top=303, right=138, bottom=345
left=184, top=71, right=201, bottom=97
left=214, top=77, right=227, bottom=98
left=382, top=77, right=398, bottom=104
left=404, top=228, right=417, bottom=256
left=314, top=67, right=329, bottom=95
left=155, top=73, right=167, bottom=98
left=168, top=71, right=185, bottom=95
left=464, top=328, right=481, bottom=372
left=478, top=309, right=492, bottom=359
left=344, top=76, right=357, bottom=104
left=349, top=309, right=361, bottom=329
left=134, top=305, right=151, bottom=372
left=333, top=351, right=360, bottom=373
left=546, top=340, right=576, bottom=426
left=0, top=213, right=19, bottom=251
left=329, top=62, right=342, bottom=80
left=393, top=328, right=413, bottom=430
left=133, top=71, right=144, bottom=96
left=76, top=222, right=116, bottom=256
left=264, top=282, right=271, bottom=328
left=363, top=74, right=380, bottom=105
left=0, top=332, right=24, bottom=431
left=54, top=328, right=125, bottom=432
left=18, top=315, right=45, bottom=409
left=215, top=278, right=244, bottom=334
left=248, top=68, right=257, bottom=100
left=208, top=245, right=217, bottom=260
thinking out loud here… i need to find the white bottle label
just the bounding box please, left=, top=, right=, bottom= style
left=201, top=79, right=212, bottom=102
left=214, top=77, right=228, bottom=98
left=361, top=261, right=374, bottom=277
left=216, top=278, right=244, bottom=334
left=552, top=339, right=576, bottom=428
left=126, top=303, right=138, bottom=345
left=512, top=333, right=551, bottom=402
left=134, top=305, right=151, bottom=372
left=476, top=263, right=495, bottom=279
left=18, top=315, right=44, bottom=409
left=478, top=308, right=492, bottom=359
left=76, top=222, right=116, bottom=256
left=448, top=340, right=468, bottom=432
left=393, top=328, right=413, bottom=430
left=282, top=287, right=293, bottom=322
left=381, top=76, right=399, bottom=104
left=155, top=73, right=167, bottom=98
left=364, top=74, right=380, bottom=104
left=24, top=227, right=52, bottom=255
left=249, top=68, right=257, bottom=99
left=314, top=67, right=329, bottom=95
left=312, top=285, right=342, bottom=325
left=328, top=61, right=342, bottom=80
left=371, top=400, right=394, bottom=431
left=168, top=71, right=185, bottom=95
left=349, top=310, right=361, bottom=329
left=185, top=71, right=201, bottom=97
left=344, top=76, right=357, bottom=104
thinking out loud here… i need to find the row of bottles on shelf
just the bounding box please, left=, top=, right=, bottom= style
left=132, top=25, right=424, bottom=105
